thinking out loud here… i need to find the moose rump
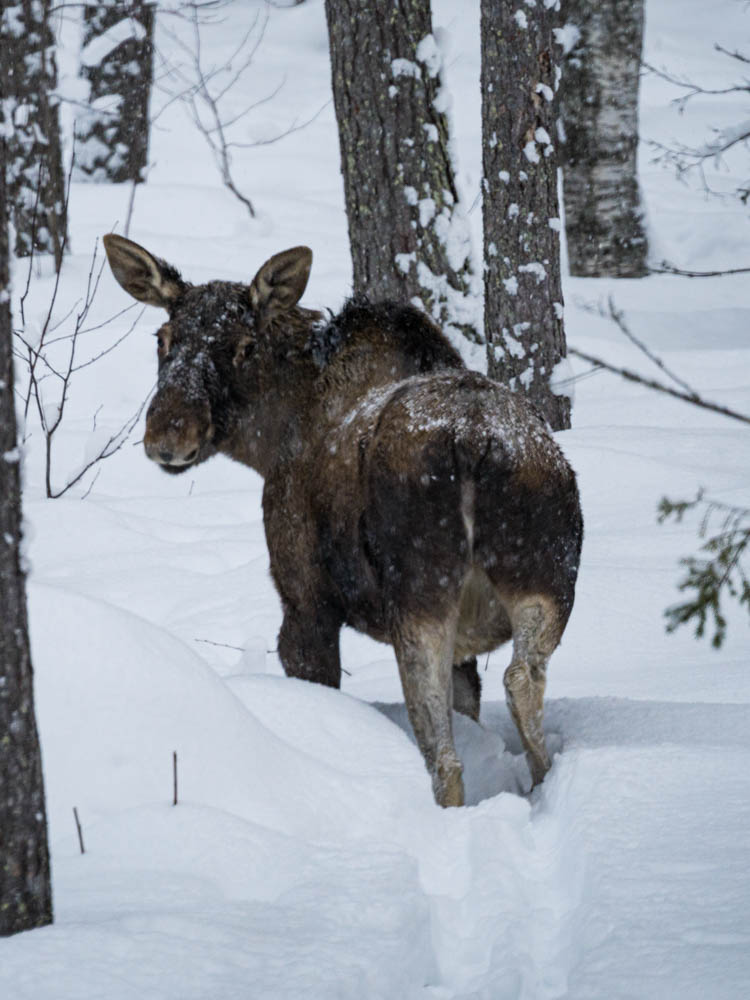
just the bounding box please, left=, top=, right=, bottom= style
left=307, top=371, right=582, bottom=807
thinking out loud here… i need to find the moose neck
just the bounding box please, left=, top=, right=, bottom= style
left=217, top=301, right=465, bottom=480
left=220, top=309, right=322, bottom=478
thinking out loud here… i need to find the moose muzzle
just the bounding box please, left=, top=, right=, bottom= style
left=144, top=390, right=212, bottom=469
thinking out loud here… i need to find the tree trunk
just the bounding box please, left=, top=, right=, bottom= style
left=75, top=0, right=155, bottom=183
left=1, top=0, right=67, bottom=269
left=324, top=0, right=480, bottom=344
left=481, top=0, right=571, bottom=430
left=560, top=0, right=648, bottom=277
left=0, top=97, right=54, bottom=939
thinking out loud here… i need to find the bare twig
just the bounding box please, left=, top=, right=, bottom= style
left=643, top=46, right=750, bottom=202
left=643, top=60, right=749, bottom=108
left=19, top=154, right=74, bottom=422
left=73, top=807, right=85, bottom=854
left=714, top=44, right=750, bottom=66
left=158, top=6, right=269, bottom=217
left=156, top=3, right=326, bottom=218
left=568, top=347, right=750, bottom=426
left=596, top=297, right=695, bottom=396
left=14, top=202, right=149, bottom=496
left=194, top=637, right=245, bottom=651
left=650, top=260, right=750, bottom=278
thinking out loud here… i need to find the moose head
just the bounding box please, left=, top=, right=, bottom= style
left=103, top=233, right=314, bottom=475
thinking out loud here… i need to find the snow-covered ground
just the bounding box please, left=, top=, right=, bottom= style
left=3, top=0, right=750, bottom=996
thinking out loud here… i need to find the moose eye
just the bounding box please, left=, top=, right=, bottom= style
left=233, top=336, right=254, bottom=367
left=155, top=327, right=172, bottom=358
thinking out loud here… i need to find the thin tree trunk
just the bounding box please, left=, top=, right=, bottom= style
left=0, top=95, right=53, bottom=938
left=481, top=0, right=571, bottom=430
left=561, top=0, right=648, bottom=277
left=324, top=0, right=480, bottom=344
left=75, top=0, right=155, bottom=183
left=1, top=0, right=67, bottom=269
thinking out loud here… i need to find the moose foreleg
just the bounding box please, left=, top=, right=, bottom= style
left=278, top=605, right=342, bottom=689
left=394, top=618, right=464, bottom=808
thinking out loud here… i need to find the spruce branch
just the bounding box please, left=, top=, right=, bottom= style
left=659, top=492, right=750, bottom=648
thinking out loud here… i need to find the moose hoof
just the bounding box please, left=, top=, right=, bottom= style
left=527, top=749, right=551, bottom=789
left=433, top=755, right=465, bottom=808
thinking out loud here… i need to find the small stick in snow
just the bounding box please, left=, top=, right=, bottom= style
left=73, top=807, right=85, bottom=854
left=173, top=751, right=178, bottom=807
left=194, top=637, right=245, bottom=651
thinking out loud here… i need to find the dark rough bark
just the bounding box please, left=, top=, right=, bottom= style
left=0, top=0, right=67, bottom=269
left=324, top=0, right=480, bottom=344
left=0, top=99, right=53, bottom=938
left=75, top=0, right=155, bottom=183
left=561, top=0, right=648, bottom=277
left=481, top=0, right=571, bottom=430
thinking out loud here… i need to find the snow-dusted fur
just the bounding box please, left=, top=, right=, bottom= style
left=103, top=234, right=583, bottom=807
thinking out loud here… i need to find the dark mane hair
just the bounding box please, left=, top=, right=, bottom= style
left=308, top=298, right=465, bottom=373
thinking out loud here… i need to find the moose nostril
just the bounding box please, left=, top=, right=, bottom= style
left=184, top=447, right=198, bottom=462
left=159, top=449, right=174, bottom=464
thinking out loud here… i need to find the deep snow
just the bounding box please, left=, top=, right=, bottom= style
left=2, top=0, right=750, bottom=997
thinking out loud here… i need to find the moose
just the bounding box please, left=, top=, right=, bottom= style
left=103, top=234, right=583, bottom=807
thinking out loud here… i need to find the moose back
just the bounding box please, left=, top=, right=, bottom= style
left=103, top=234, right=583, bottom=807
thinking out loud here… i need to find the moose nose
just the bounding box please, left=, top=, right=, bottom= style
left=144, top=392, right=212, bottom=468
left=144, top=439, right=198, bottom=467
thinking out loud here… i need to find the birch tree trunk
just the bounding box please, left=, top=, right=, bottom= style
left=75, top=1, right=155, bottom=183
left=481, top=0, right=571, bottom=430
left=0, top=0, right=67, bottom=269
left=0, top=102, right=53, bottom=938
left=324, top=0, right=480, bottom=344
left=561, top=0, right=648, bottom=277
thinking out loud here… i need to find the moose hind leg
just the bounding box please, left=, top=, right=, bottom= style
left=504, top=597, right=562, bottom=788
left=453, top=657, right=481, bottom=722
left=394, top=618, right=464, bottom=808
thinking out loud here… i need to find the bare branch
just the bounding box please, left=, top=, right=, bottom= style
left=47, top=398, right=148, bottom=499
left=650, top=260, right=750, bottom=277
left=568, top=347, right=750, bottom=426
left=643, top=60, right=749, bottom=106
left=594, top=297, right=695, bottom=395
left=155, top=3, right=326, bottom=218
left=71, top=309, right=143, bottom=373
left=714, top=43, right=750, bottom=66
left=14, top=196, right=148, bottom=497
left=227, top=99, right=331, bottom=149
left=643, top=46, right=750, bottom=202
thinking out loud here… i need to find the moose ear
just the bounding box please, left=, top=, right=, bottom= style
left=249, top=246, right=312, bottom=325
left=103, top=234, right=184, bottom=309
